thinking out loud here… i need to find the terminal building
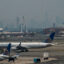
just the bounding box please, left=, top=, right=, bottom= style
left=0, top=28, right=3, bottom=32
left=43, top=27, right=64, bottom=37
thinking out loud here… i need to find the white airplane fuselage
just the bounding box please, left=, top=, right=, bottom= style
left=0, top=42, right=53, bottom=49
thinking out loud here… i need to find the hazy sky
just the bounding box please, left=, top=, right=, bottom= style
left=0, top=0, right=64, bottom=28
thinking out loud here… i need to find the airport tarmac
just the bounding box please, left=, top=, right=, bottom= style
left=0, top=43, right=64, bottom=64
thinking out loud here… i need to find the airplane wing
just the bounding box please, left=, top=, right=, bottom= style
left=0, top=43, right=20, bottom=61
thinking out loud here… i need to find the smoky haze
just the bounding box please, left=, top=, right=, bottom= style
left=0, top=0, right=64, bottom=29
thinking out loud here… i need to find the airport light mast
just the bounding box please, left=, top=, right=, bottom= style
left=22, top=16, right=26, bottom=33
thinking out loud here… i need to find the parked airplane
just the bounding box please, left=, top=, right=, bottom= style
left=0, top=43, right=19, bottom=61
left=0, top=32, right=55, bottom=52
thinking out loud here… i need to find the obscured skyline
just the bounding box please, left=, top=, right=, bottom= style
left=0, top=0, right=64, bottom=29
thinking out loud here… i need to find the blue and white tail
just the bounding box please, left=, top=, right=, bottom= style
left=3, top=43, right=11, bottom=55
left=44, top=32, right=55, bottom=43
left=7, top=43, right=11, bottom=53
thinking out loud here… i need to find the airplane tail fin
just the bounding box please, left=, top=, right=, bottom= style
left=3, top=43, right=11, bottom=55
left=7, top=43, right=11, bottom=54
left=44, top=32, right=55, bottom=43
